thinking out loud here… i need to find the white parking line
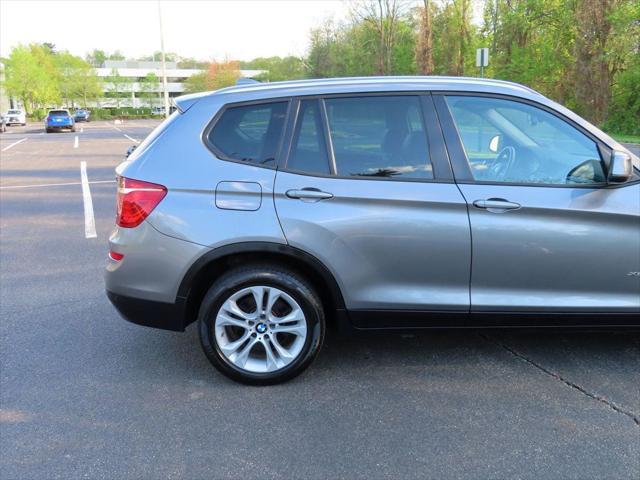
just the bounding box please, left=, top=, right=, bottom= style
left=74, top=135, right=79, bottom=148
left=1, top=137, right=27, bottom=152
left=123, top=134, right=140, bottom=143
left=0, top=180, right=114, bottom=190
left=80, top=161, right=97, bottom=239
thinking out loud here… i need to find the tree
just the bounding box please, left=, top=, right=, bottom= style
left=240, top=56, right=306, bottom=81
left=3, top=44, right=59, bottom=114
left=86, top=49, right=107, bottom=67
left=415, top=0, right=434, bottom=75
left=350, top=0, right=411, bottom=74
left=184, top=71, right=209, bottom=93
left=139, top=73, right=160, bottom=108
left=184, top=60, right=240, bottom=93
left=431, top=0, right=476, bottom=76
left=106, top=68, right=131, bottom=108
left=108, top=50, right=125, bottom=61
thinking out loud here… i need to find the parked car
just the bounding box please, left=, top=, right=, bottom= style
left=45, top=109, right=76, bottom=133
left=74, top=109, right=90, bottom=122
left=0, top=115, right=6, bottom=133
left=106, top=77, right=640, bottom=385
left=4, top=109, right=26, bottom=126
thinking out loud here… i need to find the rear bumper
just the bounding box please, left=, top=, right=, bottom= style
left=107, top=290, right=187, bottom=332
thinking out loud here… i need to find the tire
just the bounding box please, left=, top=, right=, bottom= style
left=45, top=128, right=51, bottom=133
left=198, top=264, right=325, bottom=385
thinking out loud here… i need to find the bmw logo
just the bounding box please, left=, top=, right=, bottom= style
left=256, top=323, right=268, bottom=334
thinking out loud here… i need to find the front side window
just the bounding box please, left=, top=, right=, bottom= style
left=445, top=96, right=605, bottom=185
left=324, top=96, right=433, bottom=179
left=208, top=101, right=288, bottom=166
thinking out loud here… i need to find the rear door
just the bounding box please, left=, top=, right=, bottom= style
left=435, top=94, right=640, bottom=314
left=274, top=94, right=471, bottom=323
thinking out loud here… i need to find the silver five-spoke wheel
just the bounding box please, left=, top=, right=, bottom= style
left=214, top=286, right=308, bottom=373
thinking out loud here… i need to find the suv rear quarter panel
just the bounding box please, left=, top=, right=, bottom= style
left=118, top=97, right=287, bottom=249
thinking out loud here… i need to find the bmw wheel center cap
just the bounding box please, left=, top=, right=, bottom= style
left=256, top=323, right=268, bottom=334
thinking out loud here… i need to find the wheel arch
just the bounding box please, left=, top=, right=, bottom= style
left=177, top=242, right=347, bottom=329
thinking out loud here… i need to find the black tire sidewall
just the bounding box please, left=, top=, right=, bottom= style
left=198, top=267, right=325, bottom=385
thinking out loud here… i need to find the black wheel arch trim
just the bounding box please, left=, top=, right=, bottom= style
left=176, top=241, right=347, bottom=317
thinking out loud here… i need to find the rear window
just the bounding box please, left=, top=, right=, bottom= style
left=8, top=110, right=21, bottom=114
left=49, top=110, right=69, bottom=116
left=325, top=96, right=433, bottom=179
left=208, top=101, right=288, bottom=167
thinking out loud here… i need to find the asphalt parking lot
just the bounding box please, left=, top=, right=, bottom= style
left=1, top=120, right=638, bottom=479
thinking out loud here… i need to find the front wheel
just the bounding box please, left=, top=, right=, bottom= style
left=198, top=265, right=325, bottom=385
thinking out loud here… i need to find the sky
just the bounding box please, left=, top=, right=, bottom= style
left=0, top=0, right=352, bottom=61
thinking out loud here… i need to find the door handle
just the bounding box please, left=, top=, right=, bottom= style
left=285, top=188, right=333, bottom=201
left=473, top=198, right=521, bottom=211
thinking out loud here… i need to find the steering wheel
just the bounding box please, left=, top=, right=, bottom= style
left=488, top=146, right=516, bottom=180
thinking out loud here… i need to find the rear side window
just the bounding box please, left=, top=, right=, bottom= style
left=324, top=96, right=433, bottom=179
left=287, top=100, right=330, bottom=175
left=209, top=101, right=288, bottom=166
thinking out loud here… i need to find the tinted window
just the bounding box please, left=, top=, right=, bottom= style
left=287, top=100, right=330, bottom=175
left=50, top=110, right=70, bottom=117
left=325, top=96, right=433, bottom=179
left=446, top=96, right=605, bottom=185
left=209, top=101, right=288, bottom=166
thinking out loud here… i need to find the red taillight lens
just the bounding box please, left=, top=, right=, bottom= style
left=116, top=176, right=167, bottom=228
left=109, top=250, right=124, bottom=261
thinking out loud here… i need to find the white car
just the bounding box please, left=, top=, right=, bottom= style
left=5, top=109, right=26, bottom=126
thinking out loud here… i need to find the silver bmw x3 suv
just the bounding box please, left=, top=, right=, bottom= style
left=106, top=77, right=640, bottom=384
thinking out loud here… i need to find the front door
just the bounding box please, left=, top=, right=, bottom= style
left=274, top=95, right=472, bottom=320
left=438, top=94, right=640, bottom=313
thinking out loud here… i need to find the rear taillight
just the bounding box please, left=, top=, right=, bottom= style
left=116, top=176, right=167, bottom=228
left=45, top=116, right=50, bottom=122
left=109, top=250, right=124, bottom=261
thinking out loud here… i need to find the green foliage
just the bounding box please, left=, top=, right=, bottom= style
left=603, top=55, right=640, bottom=135
left=55, top=51, right=102, bottom=107
left=184, top=71, right=209, bottom=94
left=3, top=44, right=60, bottom=114
left=139, top=73, right=160, bottom=108
left=241, top=56, right=306, bottom=82
left=3, top=44, right=101, bottom=112
left=106, top=68, right=132, bottom=108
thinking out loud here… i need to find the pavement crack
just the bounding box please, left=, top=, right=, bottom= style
left=480, top=333, right=640, bottom=427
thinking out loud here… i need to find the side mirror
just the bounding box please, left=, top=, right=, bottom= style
left=125, top=145, right=137, bottom=158
left=608, top=151, right=633, bottom=183
left=489, top=135, right=501, bottom=153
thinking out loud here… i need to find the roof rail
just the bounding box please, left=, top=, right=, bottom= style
left=236, top=78, right=261, bottom=86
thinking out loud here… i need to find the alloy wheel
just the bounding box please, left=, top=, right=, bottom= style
left=214, top=286, right=308, bottom=373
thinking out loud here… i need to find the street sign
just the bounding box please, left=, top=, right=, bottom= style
left=476, top=48, right=489, bottom=67
left=476, top=48, right=489, bottom=77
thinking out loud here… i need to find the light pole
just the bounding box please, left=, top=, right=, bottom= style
left=158, top=0, right=170, bottom=119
